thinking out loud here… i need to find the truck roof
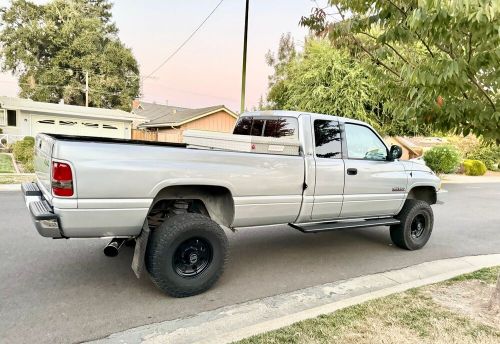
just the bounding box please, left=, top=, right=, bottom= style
left=241, top=110, right=368, bottom=126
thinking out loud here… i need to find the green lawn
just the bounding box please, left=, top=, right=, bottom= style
left=0, top=154, right=15, bottom=173
left=236, top=266, right=500, bottom=344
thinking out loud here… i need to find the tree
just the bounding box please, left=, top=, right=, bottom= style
left=265, top=33, right=297, bottom=110
left=300, top=1, right=500, bottom=143
left=0, top=0, right=140, bottom=110
left=265, top=38, right=427, bottom=135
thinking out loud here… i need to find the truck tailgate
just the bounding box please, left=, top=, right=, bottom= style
left=34, top=134, right=54, bottom=198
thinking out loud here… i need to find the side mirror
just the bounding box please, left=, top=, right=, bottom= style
left=388, top=145, right=403, bottom=161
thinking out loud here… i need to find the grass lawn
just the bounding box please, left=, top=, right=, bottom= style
left=237, top=266, right=500, bottom=344
left=0, top=154, right=15, bottom=173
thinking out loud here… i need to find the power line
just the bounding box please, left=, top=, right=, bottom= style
left=143, top=0, right=225, bottom=79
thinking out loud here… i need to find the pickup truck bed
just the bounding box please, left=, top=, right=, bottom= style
left=33, top=131, right=305, bottom=237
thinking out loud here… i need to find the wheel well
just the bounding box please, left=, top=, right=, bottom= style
left=407, top=186, right=437, bottom=205
left=148, top=185, right=234, bottom=229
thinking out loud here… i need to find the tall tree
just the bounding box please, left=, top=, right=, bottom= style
left=0, top=0, right=139, bottom=110
left=265, top=38, right=429, bottom=135
left=265, top=33, right=296, bottom=110
left=300, top=0, right=500, bottom=142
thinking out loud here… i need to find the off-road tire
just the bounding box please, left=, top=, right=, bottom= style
left=390, top=199, right=433, bottom=250
left=146, top=213, right=228, bottom=297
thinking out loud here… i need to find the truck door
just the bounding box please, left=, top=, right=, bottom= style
left=341, top=122, right=407, bottom=218
left=311, top=119, right=345, bottom=220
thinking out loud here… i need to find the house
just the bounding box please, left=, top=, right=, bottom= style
left=132, top=100, right=238, bottom=143
left=0, top=96, right=144, bottom=143
left=385, top=136, right=424, bottom=160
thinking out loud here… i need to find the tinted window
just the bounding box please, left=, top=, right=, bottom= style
left=233, top=117, right=252, bottom=135
left=250, top=119, right=265, bottom=136
left=314, top=120, right=341, bottom=159
left=263, top=118, right=298, bottom=138
left=233, top=116, right=298, bottom=138
left=345, top=123, right=387, bottom=160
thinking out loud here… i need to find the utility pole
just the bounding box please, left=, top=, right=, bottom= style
left=240, top=0, right=249, bottom=114
left=85, top=71, right=89, bottom=107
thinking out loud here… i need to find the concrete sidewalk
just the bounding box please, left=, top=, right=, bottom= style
left=89, top=254, right=500, bottom=344
left=441, top=172, right=500, bottom=184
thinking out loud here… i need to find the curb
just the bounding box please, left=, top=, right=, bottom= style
left=0, top=184, right=21, bottom=191
left=89, top=254, right=500, bottom=344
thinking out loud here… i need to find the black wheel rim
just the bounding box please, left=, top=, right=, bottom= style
left=173, top=237, right=213, bottom=278
left=410, top=214, right=426, bottom=239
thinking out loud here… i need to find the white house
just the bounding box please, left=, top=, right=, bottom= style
left=0, top=96, right=144, bottom=144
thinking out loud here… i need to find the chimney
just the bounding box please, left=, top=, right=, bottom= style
left=132, top=99, right=141, bottom=110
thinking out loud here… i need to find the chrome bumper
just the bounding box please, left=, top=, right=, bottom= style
left=22, top=183, right=63, bottom=238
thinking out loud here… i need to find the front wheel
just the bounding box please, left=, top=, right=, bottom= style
left=390, top=200, right=433, bottom=250
left=146, top=213, right=228, bottom=297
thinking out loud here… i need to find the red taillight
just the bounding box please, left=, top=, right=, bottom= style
left=52, top=162, right=73, bottom=197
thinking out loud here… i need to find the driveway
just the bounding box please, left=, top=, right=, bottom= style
left=1, top=182, right=499, bottom=343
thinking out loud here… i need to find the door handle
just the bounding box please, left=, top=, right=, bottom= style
left=347, top=168, right=358, bottom=175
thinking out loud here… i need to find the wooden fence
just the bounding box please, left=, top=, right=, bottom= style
left=131, top=129, right=158, bottom=141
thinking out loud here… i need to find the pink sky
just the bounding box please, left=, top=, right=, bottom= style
left=0, top=0, right=318, bottom=112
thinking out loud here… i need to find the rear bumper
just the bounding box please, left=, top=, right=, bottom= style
left=22, top=183, right=64, bottom=238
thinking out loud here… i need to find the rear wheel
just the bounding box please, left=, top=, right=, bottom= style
left=390, top=200, right=433, bottom=250
left=146, top=213, right=228, bottom=297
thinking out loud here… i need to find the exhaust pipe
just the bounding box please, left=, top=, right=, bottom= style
left=104, top=238, right=126, bottom=257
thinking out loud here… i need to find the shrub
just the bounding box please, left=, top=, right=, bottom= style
left=23, top=136, right=35, bottom=146
left=12, top=137, right=35, bottom=171
left=463, top=159, right=487, bottom=176
left=423, top=145, right=461, bottom=174
left=466, top=143, right=500, bottom=171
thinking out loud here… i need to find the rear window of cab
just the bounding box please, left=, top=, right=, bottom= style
left=233, top=116, right=298, bottom=138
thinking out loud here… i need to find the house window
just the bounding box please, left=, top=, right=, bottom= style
left=37, top=119, right=55, bottom=124
left=59, top=121, right=77, bottom=126
left=103, top=124, right=118, bottom=129
left=83, top=122, right=99, bottom=128
left=7, top=110, right=16, bottom=127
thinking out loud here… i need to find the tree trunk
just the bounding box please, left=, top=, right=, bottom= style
left=489, top=272, right=500, bottom=313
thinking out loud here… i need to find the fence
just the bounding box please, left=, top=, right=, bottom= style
left=131, top=129, right=158, bottom=141
left=0, top=134, right=25, bottom=148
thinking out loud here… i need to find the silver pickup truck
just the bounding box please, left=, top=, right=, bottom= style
left=23, top=110, right=442, bottom=297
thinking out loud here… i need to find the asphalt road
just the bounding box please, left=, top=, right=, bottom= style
left=1, top=183, right=499, bottom=344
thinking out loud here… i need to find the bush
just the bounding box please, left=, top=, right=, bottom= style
left=463, top=159, right=487, bottom=176
left=23, top=136, right=35, bottom=145
left=466, top=143, right=500, bottom=171
left=423, top=145, right=461, bottom=174
left=12, top=137, right=35, bottom=172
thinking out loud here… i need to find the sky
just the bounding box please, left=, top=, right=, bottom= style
left=0, top=0, right=319, bottom=112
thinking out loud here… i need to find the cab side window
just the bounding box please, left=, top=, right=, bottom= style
left=314, top=120, right=341, bottom=159
left=345, top=123, right=387, bottom=161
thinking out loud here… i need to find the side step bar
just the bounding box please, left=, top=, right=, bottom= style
left=289, top=218, right=400, bottom=233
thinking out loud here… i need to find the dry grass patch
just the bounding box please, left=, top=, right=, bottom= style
left=236, top=267, right=500, bottom=344
left=0, top=174, right=36, bottom=184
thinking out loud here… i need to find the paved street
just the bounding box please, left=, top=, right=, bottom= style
left=1, top=183, right=499, bottom=344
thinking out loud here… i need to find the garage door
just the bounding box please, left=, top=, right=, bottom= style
left=31, top=115, right=128, bottom=139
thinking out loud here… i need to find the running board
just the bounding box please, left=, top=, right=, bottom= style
left=289, top=218, right=400, bottom=233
